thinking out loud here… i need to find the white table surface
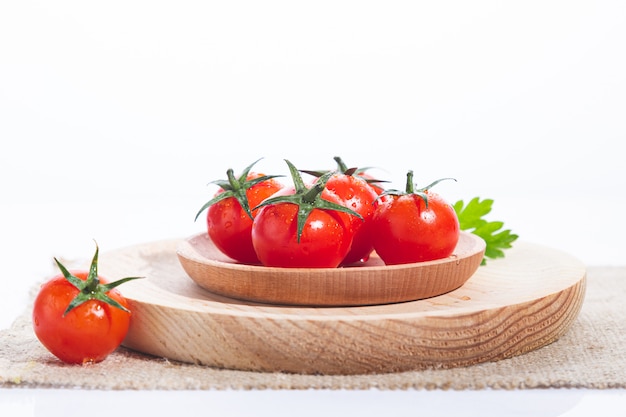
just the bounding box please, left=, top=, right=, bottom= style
left=2, top=1, right=626, bottom=415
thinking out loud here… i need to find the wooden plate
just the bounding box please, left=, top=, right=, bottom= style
left=176, top=231, right=486, bottom=306
left=97, top=238, right=586, bottom=375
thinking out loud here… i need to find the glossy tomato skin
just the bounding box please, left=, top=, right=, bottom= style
left=251, top=186, right=355, bottom=268
left=324, top=173, right=379, bottom=265
left=371, top=191, right=460, bottom=265
left=32, top=271, right=131, bottom=364
left=207, top=173, right=283, bottom=264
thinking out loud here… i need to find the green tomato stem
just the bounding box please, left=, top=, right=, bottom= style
left=226, top=168, right=241, bottom=192
left=405, top=170, right=415, bottom=194
left=333, top=156, right=349, bottom=173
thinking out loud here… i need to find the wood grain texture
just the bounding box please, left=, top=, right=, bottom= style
left=176, top=231, right=486, bottom=306
left=98, top=238, right=586, bottom=375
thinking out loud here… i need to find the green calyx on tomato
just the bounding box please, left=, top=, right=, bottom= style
left=55, top=243, right=142, bottom=316
left=253, top=159, right=363, bottom=243
left=301, top=156, right=389, bottom=190
left=377, top=170, right=456, bottom=206
left=332, top=156, right=391, bottom=192
left=194, top=158, right=283, bottom=222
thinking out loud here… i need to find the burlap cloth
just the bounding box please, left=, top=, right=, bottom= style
left=1, top=266, right=624, bottom=390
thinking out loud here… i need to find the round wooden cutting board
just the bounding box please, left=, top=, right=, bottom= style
left=99, top=238, right=587, bottom=375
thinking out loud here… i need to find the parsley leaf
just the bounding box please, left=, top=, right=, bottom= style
left=453, top=197, right=518, bottom=265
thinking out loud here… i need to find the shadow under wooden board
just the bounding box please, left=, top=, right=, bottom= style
left=98, top=236, right=587, bottom=375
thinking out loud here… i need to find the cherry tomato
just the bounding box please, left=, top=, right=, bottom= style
left=196, top=159, right=284, bottom=264
left=32, top=245, right=140, bottom=364
left=251, top=160, right=360, bottom=268
left=321, top=158, right=380, bottom=265
left=371, top=172, right=460, bottom=265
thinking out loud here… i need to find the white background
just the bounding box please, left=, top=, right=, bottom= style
left=1, top=1, right=625, bottom=415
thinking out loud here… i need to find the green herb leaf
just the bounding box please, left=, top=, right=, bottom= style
left=453, top=197, right=518, bottom=265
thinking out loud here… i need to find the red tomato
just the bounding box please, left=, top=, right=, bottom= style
left=371, top=173, right=460, bottom=265
left=301, top=157, right=386, bottom=264
left=197, top=160, right=284, bottom=264
left=324, top=171, right=379, bottom=265
left=251, top=160, right=360, bottom=268
left=32, top=248, right=139, bottom=364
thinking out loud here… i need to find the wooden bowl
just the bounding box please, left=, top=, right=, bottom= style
left=176, top=231, right=486, bottom=306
